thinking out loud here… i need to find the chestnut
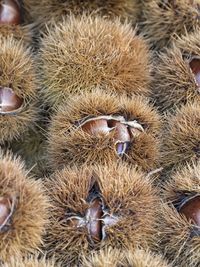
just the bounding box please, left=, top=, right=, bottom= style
left=66, top=196, right=117, bottom=245
left=189, top=57, right=200, bottom=91
left=86, top=198, right=103, bottom=243
left=179, top=195, right=200, bottom=226
left=81, top=119, right=110, bottom=136
left=0, top=152, right=49, bottom=261
left=79, top=115, right=144, bottom=157
left=0, top=0, right=21, bottom=25
left=44, top=163, right=160, bottom=265
left=0, top=86, right=23, bottom=114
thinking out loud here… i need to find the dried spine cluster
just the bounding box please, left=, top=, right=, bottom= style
left=39, top=15, right=151, bottom=108
left=44, top=163, right=160, bottom=265
left=161, top=160, right=200, bottom=267
left=0, top=151, right=49, bottom=261
left=23, top=0, right=141, bottom=29
left=161, top=101, right=200, bottom=174
left=140, top=0, right=200, bottom=50
left=47, top=90, right=161, bottom=172
left=152, top=29, right=200, bottom=113
left=81, top=247, right=172, bottom=267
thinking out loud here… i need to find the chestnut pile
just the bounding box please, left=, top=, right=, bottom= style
left=0, top=0, right=199, bottom=266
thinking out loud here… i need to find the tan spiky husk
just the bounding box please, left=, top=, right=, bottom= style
left=81, top=247, right=171, bottom=267
left=0, top=24, right=33, bottom=46
left=39, top=15, right=151, bottom=108
left=44, top=163, right=160, bottom=265
left=161, top=101, right=200, bottom=173
left=23, top=0, right=140, bottom=29
left=47, top=89, right=161, bottom=172
left=2, top=255, right=59, bottom=267
left=0, top=36, right=38, bottom=144
left=140, top=0, right=200, bottom=50
left=161, top=160, right=200, bottom=267
left=151, top=30, right=200, bottom=113
left=0, top=151, right=49, bottom=261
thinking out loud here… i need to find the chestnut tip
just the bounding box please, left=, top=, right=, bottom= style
left=0, top=86, right=23, bottom=114
left=0, top=0, right=21, bottom=25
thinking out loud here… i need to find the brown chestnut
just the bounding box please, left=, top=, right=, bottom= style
left=108, top=120, right=130, bottom=156
left=79, top=115, right=144, bottom=157
left=86, top=198, right=103, bottom=243
left=0, top=0, right=21, bottom=25
left=0, top=195, right=14, bottom=232
left=66, top=195, right=119, bottom=245
left=189, top=57, right=200, bottom=90
left=179, top=195, right=200, bottom=226
left=0, top=87, right=23, bottom=114
left=81, top=119, right=110, bottom=136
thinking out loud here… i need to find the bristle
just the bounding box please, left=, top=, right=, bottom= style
left=44, top=162, right=160, bottom=265
left=2, top=255, right=59, bottom=267
left=161, top=160, right=200, bottom=267
left=161, top=101, right=200, bottom=173
left=39, top=15, right=151, bottom=108
left=0, top=150, right=49, bottom=261
left=151, top=29, right=200, bottom=113
left=47, top=89, right=161, bottom=172
left=140, top=0, right=200, bottom=50
left=80, top=247, right=122, bottom=267
left=81, top=247, right=171, bottom=267
left=0, top=36, right=38, bottom=144
left=0, top=24, right=32, bottom=45
left=23, top=0, right=140, bottom=28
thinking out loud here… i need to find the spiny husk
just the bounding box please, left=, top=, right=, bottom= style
left=44, top=162, right=160, bottom=265
left=161, top=101, right=200, bottom=174
left=23, top=0, right=141, bottom=29
left=2, top=255, right=59, bottom=267
left=0, top=36, right=38, bottom=144
left=161, top=160, right=200, bottom=267
left=151, top=29, right=200, bottom=113
left=0, top=24, right=33, bottom=46
left=47, top=89, right=161, bottom=172
left=0, top=151, right=49, bottom=261
left=140, top=0, right=200, bottom=50
left=81, top=247, right=172, bottom=267
left=39, top=15, right=151, bottom=108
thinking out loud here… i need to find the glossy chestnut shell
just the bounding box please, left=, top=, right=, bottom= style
left=179, top=195, right=200, bottom=226
left=80, top=115, right=144, bottom=157
left=0, top=87, right=23, bottom=114
left=189, top=57, right=200, bottom=89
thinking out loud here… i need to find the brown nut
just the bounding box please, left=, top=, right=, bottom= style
left=80, top=115, right=144, bottom=157
left=189, top=57, right=200, bottom=90
left=86, top=198, right=103, bottom=243
left=81, top=119, right=110, bottom=136
left=0, top=0, right=21, bottom=25
left=0, top=87, right=23, bottom=114
left=179, top=195, right=200, bottom=226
